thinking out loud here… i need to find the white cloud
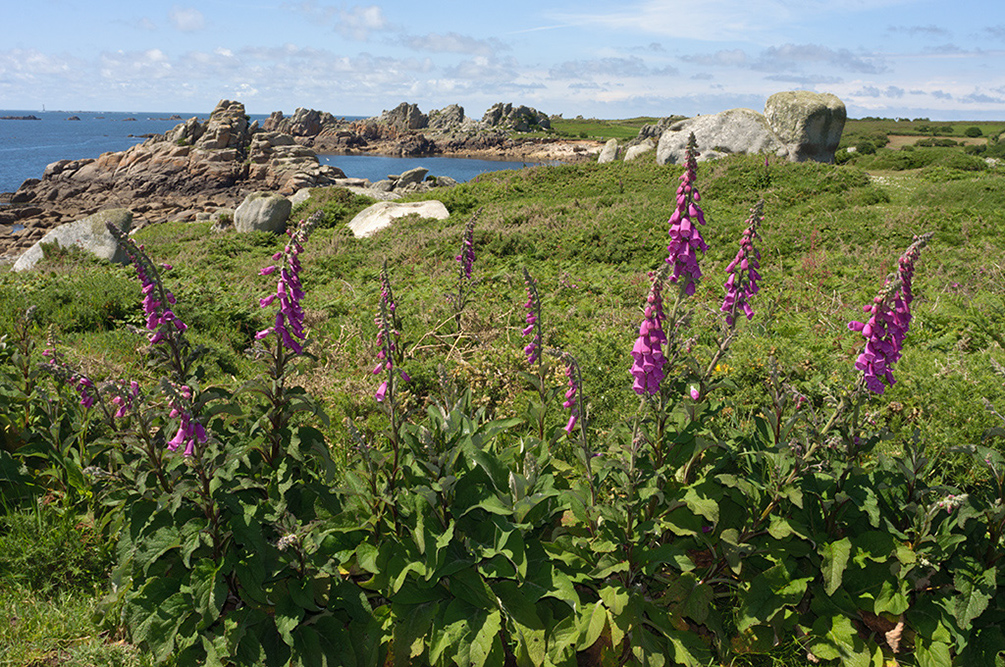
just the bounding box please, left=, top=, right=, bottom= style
left=401, top=32, right=506, bottom=57
left=169, top=6, right=205, bottom=32
left=336, top=5, right=388, bottom=40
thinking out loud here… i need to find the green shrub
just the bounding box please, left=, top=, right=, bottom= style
left=965, top=126, right=983, bottom=138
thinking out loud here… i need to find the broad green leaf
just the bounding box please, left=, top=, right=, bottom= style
left=954, top=565, right=996, bottom=626
left=274, top=587, right=303, bottom=647
left=958, top=625, right=1005, bottom=666
left=915, top=638, right=952, bottom=667
left=429, top=599, right=476, bottom=666
left=391, top=602, right=440, bottom=666
left=579, top=601, right=606, bottom=650
left=683, top=487, right=719, bottom=524
left=450, top=566, right=497, bottom=609
left=189, top=558, right=227, bottom=626
left=470, top=609, right=504, bottom=667
left=821, top=538, right=852, bottom=596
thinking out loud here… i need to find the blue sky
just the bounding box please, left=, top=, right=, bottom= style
left=2, top=0, right=1003, bottom=119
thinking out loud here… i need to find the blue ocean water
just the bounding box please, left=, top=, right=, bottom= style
left=0, top=109, right=529, bottom=195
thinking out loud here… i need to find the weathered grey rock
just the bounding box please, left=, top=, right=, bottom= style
left=13, top=208, right=132, bottom=272
left=482, top=103, right=551, bottom=132
left=624, top=138, right=655, bottom=162
left=209, top=209, right=236, bottom=233
left=656, top=109, right=789, bottom=165
left=428, top=104, right=466, bottom=130
left=377, top=103, right=428, bottom=131
left=347, top=201, right=450, bottom=238
left=234, top=192, right=292, bottom=234
left=764, top=91, right=846, bottom=163
left=597, top=139, right=619, bottom=164
left=396, top=167, right=429, bottom=188
left=427, top=175, right=459, bottom=188
left=289, top=188, right=313, bottom=208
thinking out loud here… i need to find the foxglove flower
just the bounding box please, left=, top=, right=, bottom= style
left=721, top=200, right=764, bottom=326
left=456, top=210, right=479, bottom=280
left=105, top=221, right=187, bottom=346
left=256, top=212, right=322, bottom=355
left=110, top=381, right=141, bottom=419
left=522, top=268, right=543, bottom=365
left=165, top=383, right=206, bottom=457
left=551, top=351, right=584, bottom=435
left=373, top=262, right=408, bottom=402
left=630, top=268, right=669, bottom=395
left=848, top=233, right=933, bottom=394
left=666, top=132, right=708, bottom=296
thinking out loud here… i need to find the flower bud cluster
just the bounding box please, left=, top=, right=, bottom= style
left=374, top=263, right=408, bottom=402
left=522, top=268, right=543, bottom=365
left=456, top=211, right=478, bottom=280
left=666, top=133, right=708, bottom=296
left=630, top=270, right=668, bottom=396
left=560, top=354, right=582, bottom=435
left=111, top=381, right=141, bottom=419
left=721, top=201, right=764, bottom=326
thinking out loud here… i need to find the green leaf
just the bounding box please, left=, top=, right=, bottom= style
left=958, top=625, right=1005, bottom=666
left=683, top=487, right=719, bottom=524
left=954, top=565, right=996, bottom=626
left=821, top=538, right=852, bottom=596
left=450, top=566, right=497, bottom=609
left=737, top=562, right=810, bottom=632
left=915, top=638, right=952, bottom=667
left=391, top=602, right=440, bottom=666
left=190, top=559, right=227, bottom=627
left=274, top=586, right=304, bottom=647
left=579, top=601, right=607, bottom=650
left=470, top=609, right=503, bottom=667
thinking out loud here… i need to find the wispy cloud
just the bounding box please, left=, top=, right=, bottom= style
left=888, top=24, right=951, bottom=38
left=401, top=32, right=507, bottom=57
left=751, top=44, right=886, bottom=74
left=335, top=5, right=389, bottom=40
left=169, top=6, right=205, bottom=32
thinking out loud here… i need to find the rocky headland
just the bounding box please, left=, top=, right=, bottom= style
left=0, top=99, right=600, bottom=262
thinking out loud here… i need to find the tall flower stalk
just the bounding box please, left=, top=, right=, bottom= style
left=451, top=209, right=481, bottom=330
left=106, top=221, right=190, bottom=380
left=666, top=132, right=708, bottom=298
left=849, top=232, right=933, bottom=395
left=255, top=211, right=322, bottom=465
left=721, top=200, right=764, bottom=327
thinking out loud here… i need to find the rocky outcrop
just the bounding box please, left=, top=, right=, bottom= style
left=234, top=192, right=292, bottom=234
left=764, top=91, right=846, bottom=163
left=428, top=104, right=467, bottom=130
left=656, top=108, right=790, bottom=165
left=347, top=200, right=450, bottom=238
left=597, top=139, right=619, bottom=164
left=624, top=139, right=655, bottom=162
left=482, top=104, right=551, bottom=132
left=376, top=103, right=428, bottom=132
left=13, top=209, right=132, bottom=272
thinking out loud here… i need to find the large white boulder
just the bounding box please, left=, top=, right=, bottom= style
left=656, top=108, right=789, bottom=165
left=624, top=138, right=656, bottom=162
left=13, top=209, right=132, bottom=272
left=347, top=201, right=450, bottom=238
left=764, top=91, right=846, bottom=163
left=234, top=192, right=292, bottom=234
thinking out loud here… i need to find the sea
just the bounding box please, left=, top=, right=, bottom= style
left=0, top=109, right=531, bottom=195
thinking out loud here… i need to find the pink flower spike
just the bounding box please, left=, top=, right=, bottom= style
left=375, top=381, right=388, bottom=402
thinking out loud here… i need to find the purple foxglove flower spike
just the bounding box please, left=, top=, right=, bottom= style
left=665, top=132, right=708, bottom=297
left=374, top=261, right=407, bottom=402
left=848, top=232, right=933, bottom=394
left=256, top=211, right=322, bottom=354
left=522, top=268, right=543, bottom=366
left=721, top=200, right=764, bottom=327
left=105, top=221, right=188, bottom=348
left=630, top=265, right=670, bottom=396
left=550, top=350, right=584, bottom=436
left=456, top=210, right=479, bottom=280
left=165, top=383, right=207, bottom=457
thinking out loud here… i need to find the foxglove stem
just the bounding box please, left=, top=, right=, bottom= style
left=522, top=268, right=543, bottom=370
left=721, top=200, right=764, bottom=327
left=549, top=348, right=596, bottom=529
left=456, top=209, right=479, bottom=280
left=665, top=132, right=708, bottom=297
left=848, top=232, right=933, bottom=395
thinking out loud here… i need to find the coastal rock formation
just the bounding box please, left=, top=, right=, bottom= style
left=376, top=103, right=429, bottom=131
left=347, top=200, right=450, bottom=238
left=234, top=192, right=292, bottom=234
left=482, top=103, right=551, bottom=132
left=764, top=91, right=846, bottom=163
left=13, top=209, right=132, bottom=272
left=657, top=108, right=789, bottom=165
left=428, top=104, right=467, bottom=130
left=1, top=100, right=348, bottom=259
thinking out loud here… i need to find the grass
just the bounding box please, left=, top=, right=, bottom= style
left=1, top=130, right=1004, bottom=665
